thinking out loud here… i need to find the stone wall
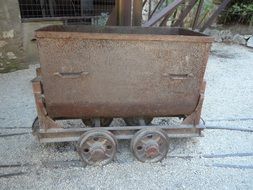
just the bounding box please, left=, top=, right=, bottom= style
left=22, top=21, right=63, bottom=64
left=0, top=1, right=63, bottom=73
left=0, top=0, right=25, bottom=73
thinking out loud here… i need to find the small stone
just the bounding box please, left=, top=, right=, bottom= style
left=0, top=40, right=7, bottom=48
left=219, top=30, right=233, bottom=41
left=233, top=34, right=246, bottom=45
left=0, top=52, right=3, bottom=58
left=247, top=36, right=253, bottom=48
left=6, top=52, right=17, bottom=60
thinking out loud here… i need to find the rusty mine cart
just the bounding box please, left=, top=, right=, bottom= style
left=31, top=25, right=213, bottom=165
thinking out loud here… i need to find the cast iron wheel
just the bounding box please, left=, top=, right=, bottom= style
left=130, top=128, right=169, bottom=163
left=124, top=117, right=153, bottom=126
left=82, top=118, right=113, bottom=127
left=32, top=116, right=39, bottom=135
left=77, top=129, right=117, bottom=166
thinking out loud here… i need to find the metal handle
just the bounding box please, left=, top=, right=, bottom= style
left=53, top=71, right=89, bottom=79
left=162, top=73, right=194, bottom=80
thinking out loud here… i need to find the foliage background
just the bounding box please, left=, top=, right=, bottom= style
left=219, top=0, right=253, bottom=25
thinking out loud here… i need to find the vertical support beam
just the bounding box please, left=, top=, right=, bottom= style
left=200, top=0, right=231, bottom=32
left=40, top=0, right=46, bottom=17
left=132, top=0, right=143, bottom=26
left=192, top=0, right=204, bottom=30
left=81, top=0, right=85, bottom=16
left=48, top=0, right=55, bottom=17
left=143, top=0, right=185, bottom=27
left=148, top=0, right=152, bottom=19
left=106, top=0, right=132, bottom=26
left=106, top=7, right=117, bottom=25
left=117, top=0, right=132, bottom=26
left=172, top=0, right=197, bottom=27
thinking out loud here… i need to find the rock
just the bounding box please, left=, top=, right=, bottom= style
left=0, top=40, right=7, bottom=48
left=232, top=34, right=247, bottom=45
left=244, top=35, right=252, bottom=40
left=6, top=52, right=17, bottom=60
left=219, top=30, right=233, bottom=41
left=247, top=36, right=253, bottom=48
left=0, top=52, right=3, bottom=58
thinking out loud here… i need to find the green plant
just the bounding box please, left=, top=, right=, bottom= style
left=219, top=0, right=253, bottom=25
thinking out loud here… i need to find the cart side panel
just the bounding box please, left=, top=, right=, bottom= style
left=37, top=30, right=212, bottom=118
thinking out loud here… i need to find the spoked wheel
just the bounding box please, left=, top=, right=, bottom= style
left=77, top=129, right=117, bottom=166
left=131, top=128, right=169, bottom=163
left=82, top=118, right=113, bottom=127
left=124, top=117, right=153, bottom=126
left=32, top=116, right=39, bottom=135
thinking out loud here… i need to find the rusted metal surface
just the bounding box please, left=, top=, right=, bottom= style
left=130, top=128, right=169, bottom=162
left=35, top=26, right=212, bottom=119
left=32, top=76, right=205, bottom=144
left=182, top=80, right=206, bottom=125
left=107, top=0, right=142, bottom=26
left=106, top=6, right=117, bottom=26
left=132, top=0, right=143, bottom=26
left=37, top=125, right=204, bottom=143
left=117, top=0, right=132, bottom=26
left=32, top=25, right=213, bottom=149
left=77, top=129, right=117, bottom=165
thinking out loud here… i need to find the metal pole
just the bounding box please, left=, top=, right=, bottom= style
left=172, top=0, right=197, bottom=27
left=133, top=0, right=143, bottom=26
left=200, top=0, right=231, bottom=32
left=143, top=0, right=185, bottom=27
left=192, top=0, right=204, bottom=30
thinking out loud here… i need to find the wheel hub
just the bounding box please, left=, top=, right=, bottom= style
left=77, top=129, right=117, bottom=165
left=145, top=144, right=159, bottom=157
left=91, top=148, right=106, bottom=161
left=131, top=128, right=169, bottom=162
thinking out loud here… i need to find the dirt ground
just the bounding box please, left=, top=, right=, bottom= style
left=0, top=43, right=253, bottom=189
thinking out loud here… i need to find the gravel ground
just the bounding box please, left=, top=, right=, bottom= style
left=0, top=43, right=253, bottom=189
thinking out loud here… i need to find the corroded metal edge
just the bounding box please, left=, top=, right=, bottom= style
left=35, top=26, right=213, bottom=43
